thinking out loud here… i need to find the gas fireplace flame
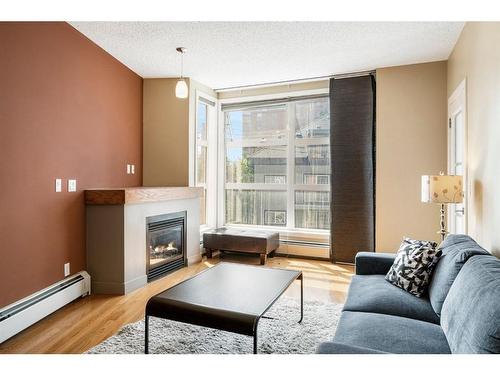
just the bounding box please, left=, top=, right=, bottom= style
left=153, top=241, right=177, bottom=253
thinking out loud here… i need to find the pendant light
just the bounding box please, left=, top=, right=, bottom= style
left=175, top=47, right=188, bottom=99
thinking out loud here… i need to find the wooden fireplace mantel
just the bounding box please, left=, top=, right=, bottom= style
left=84, top=187, right=203, bottom=205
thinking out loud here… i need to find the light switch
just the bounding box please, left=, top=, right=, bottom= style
left=55, top=178, right=62, bottom=192
left=68, top=179, right=77, bottom=192
left=131, top=164, right=135, bottom=174
left=126, top=164, right=131, bottom=174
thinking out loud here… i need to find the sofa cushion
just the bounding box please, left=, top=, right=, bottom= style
left=428, top=234, right=489, bottom=316
left=355, top=252, right=397, bottom=275
left=344, top=275, right=440, bottom=324
left=385, top=237, right=441, bottom=297
left=316, top=342, right=387, bottom=354
left=333, top=311, right=451, bottom=354
left=441, top=255, right=500, bottom=353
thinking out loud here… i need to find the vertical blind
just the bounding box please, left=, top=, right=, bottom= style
left=329, top=75, right=376, bottom=263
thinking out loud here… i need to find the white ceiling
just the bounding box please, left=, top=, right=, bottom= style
left=70, top=22, right=464, bottom=89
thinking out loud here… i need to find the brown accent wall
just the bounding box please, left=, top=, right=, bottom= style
left=376, top=61, right=448, bottom=251
left=0, top=22, right=143, bottom=307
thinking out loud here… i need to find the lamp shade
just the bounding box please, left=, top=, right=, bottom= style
left=175, top=79, right=188, bottom=99
left=421, top=175, right=463, bottom=203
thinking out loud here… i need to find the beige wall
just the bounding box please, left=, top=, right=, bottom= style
left=376, top=61, right=448, bottom=251
left=143, top=78, right=190, bottom=186
left=447, top=22, right=500, bottom=256
left=143, top=78, right=216, bottom=187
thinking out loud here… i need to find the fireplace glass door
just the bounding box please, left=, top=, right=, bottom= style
left=146, top=212, right=186, bottom=281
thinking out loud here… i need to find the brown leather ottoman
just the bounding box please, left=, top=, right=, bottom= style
left=203, top=228, right=279, bottom=265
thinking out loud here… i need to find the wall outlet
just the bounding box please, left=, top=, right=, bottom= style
left=68, top=179, right=77, bottom=192
left=126, top=164, right=131, bottom=174
left=64, top=263, right=70, bottom=277
left=131, top=164, right=135, bottom=174
left=55, top=178, right=62, bottom=192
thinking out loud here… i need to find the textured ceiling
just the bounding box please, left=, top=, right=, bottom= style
left=70, top=22, right=464, bottom=89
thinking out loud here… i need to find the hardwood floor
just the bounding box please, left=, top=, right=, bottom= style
left=0, top=254, right=354, bottom=354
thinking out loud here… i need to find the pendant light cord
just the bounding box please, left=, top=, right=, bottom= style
left=181, top=51, right=184, bottom=79
left=176, top=47, right=187, bottom=80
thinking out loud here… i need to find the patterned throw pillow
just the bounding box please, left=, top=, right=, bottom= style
left=385, top=237, right=442, bottom=297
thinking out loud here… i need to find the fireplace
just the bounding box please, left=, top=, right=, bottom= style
left=146, top=211, right=187, bottom=281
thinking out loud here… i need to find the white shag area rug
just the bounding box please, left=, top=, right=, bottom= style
left=87, top=297, right=343, bottom=354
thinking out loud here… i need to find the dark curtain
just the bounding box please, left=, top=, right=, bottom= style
left=329, top=75, right=376, bottom=263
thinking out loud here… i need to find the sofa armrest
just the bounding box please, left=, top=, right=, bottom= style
left=355, top=252, right=396, bottom=275
left=316, top=342, right=387, bottom=354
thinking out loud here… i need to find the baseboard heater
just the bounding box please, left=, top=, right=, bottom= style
left=200, top=239, right=329, bottom=249
left=0, top=271, right=91, bottom=343
left=279, top=239, right=329, bottom=248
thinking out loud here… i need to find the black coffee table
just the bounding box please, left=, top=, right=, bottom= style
left=145, top=262, right=303, bottom=354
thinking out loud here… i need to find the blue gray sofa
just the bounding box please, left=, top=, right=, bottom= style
left=317, top=234, right=500, bottom=354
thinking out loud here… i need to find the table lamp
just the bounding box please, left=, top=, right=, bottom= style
left=421, top=173, right=463, bottom=241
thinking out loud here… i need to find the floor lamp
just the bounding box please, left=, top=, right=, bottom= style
left=421, top=173, right=464, bottom=242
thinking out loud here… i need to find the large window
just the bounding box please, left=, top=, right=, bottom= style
left=223, top=96, right=330, bottom=231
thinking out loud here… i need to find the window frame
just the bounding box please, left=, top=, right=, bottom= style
left=217, top=88, right=330, bottom=240
left=192, top=90, right=218, bottom=233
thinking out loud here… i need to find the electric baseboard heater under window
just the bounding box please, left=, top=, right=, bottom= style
left=0, top=271, right=91, bottom=343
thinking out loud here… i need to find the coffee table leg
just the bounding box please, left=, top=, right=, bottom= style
left=145, top=315, right=149, bottom=354
left=298, top=274, right=303, bottom=323
left=253, top=330, right=258, bottom=354
left=253, top=318, right=260, bottom=354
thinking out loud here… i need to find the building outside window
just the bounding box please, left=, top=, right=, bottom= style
left=264, top=210, right=287, bottom=226
left=303, top=174, right=330, bottom=185
left=264, top=175, right=286, bottom=184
